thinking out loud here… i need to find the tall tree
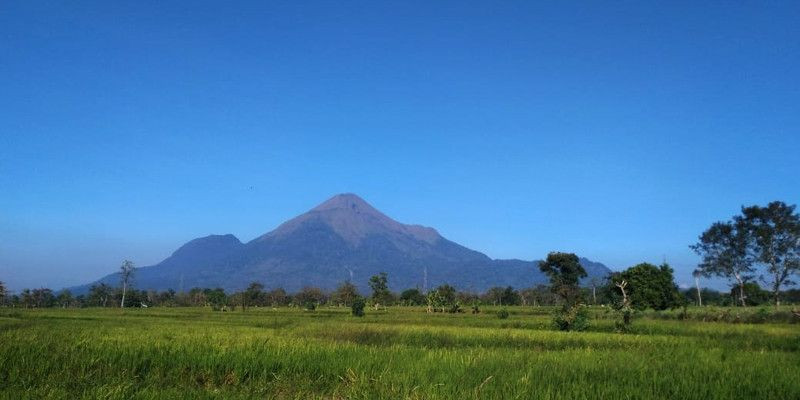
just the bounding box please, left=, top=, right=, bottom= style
left=539, top=252, right=589, bottom=331
left=368, top=272, right=390, bottom=306
left=538, top=252, right=587, bottom=306
left=0, top=281, right=6, bottom=305
left=119, top=260, right=136, bottom=308
left=738, top=201, right=800, bottom=307
left=691, top=221, right=753, bottom=306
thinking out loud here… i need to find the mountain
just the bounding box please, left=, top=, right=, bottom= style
left=71, top=194, right=612, bottom=294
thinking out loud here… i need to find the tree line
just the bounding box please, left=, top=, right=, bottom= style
left=2, top=270, right=797, bottom=310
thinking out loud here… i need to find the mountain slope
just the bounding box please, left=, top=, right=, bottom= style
left=72, top=194, right=612, bottom=293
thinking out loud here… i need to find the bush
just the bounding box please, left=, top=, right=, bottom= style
left=497, top=308, right=509, bottom=319
left=351, top=298, right=365, bottom=317
left=447, top=302, right=462, bottom=313
left=304, top=302, right=316, bottom=311
left=471, top=303, right=480, bottom=314
left=553, top=304, right=589, bottom=331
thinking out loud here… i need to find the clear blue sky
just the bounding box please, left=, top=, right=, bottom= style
left=2, top=1, right=799, bottom=292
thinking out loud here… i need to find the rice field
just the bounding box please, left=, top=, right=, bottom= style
left=1, top=306, right=798, bottom=399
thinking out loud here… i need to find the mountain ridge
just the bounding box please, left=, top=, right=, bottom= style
left=69, top=194, right=612, bottom=294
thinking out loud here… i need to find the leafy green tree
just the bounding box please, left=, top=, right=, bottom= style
left=266, top=288, right=289, bottom=306
left=245, top=282, right=265, bottom=307
left=738, top=201, right=800, bottom=307
left=539, top=252, right=588, bottom=331
left=399, top=288, right=426, bottom=306
left=88, top=284, right=113, bottom=307
left=730, top=282, right=770, bottom=306
left=368, top=272, right=391, bottom=306
left=691, top=221, right=754, bottom=306
left=31, top=288, right=56, bottom=308
left=610, top=263, right=682, bottom=310
left=294, top=287, right=326, bottom=307
left=434, top=284, right=456, bottom=305
left=57, top=290, right=74, bottom=308
left=0, top=281, right=6, bottom=305
left=204, top=288, right=227, bottom=309
left=539, top=252, right=587, bottom=306
left=331, top=281, right=361, bottom=306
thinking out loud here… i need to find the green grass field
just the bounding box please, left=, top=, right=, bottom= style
left=1, top=306, right=798, bottom=399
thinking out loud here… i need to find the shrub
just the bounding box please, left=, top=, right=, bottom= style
left=304, top=302, right=316, bottom=311
left=447, top=302, right=462, bottom=313
left=553, top=304, right=589, bottom=331
left=471, top=303, right=480, bottom=314
left=351, top=298, right=365, bottom=317
left=497, top=308, right=509, bottom=319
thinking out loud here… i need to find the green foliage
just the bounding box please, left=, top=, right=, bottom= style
left=304, top=302, right=316, bottom=311
left=399, top=288, right=426, bottom=306
left=730, top=282, right=771, bottom=306
left=368, top=272, right=391, bottom=305
left=552, top=304, right=589, bottom=332
left=332, top=281, right=361, bottom=306
left=497, top=308, right=509, bottom=319
left=539, top=252, right=587, bottom=306
left=611, top=263, right=683, bottom=310
left=351, top=297, right=366, bottom=317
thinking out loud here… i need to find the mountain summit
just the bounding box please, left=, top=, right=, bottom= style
left=74, top=194, right=611, bottom=293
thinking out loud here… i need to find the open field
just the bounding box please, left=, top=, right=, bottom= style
left=1, top=306, right=798, bottom=399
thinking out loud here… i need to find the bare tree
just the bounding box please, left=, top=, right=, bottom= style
left=692, top=271, right=702, bottom=307
left=119, top=260, right=135, bottom=308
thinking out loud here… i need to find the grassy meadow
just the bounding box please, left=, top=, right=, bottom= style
left=1, top=306, right=798, bottom=399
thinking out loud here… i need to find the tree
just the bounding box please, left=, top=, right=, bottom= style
left=331, top=281, right=361, bottom=306
left=539, top=252, right=588, bottom=331
left=294, top=287, right=326, bottom=308
left=610, top=263, right=682, bottom=310
left=57, top=290, right=74, bottom=308
left=368, top=272, right=391, bottom=307
left=399, top=288, right=426, bottom=306
left=204, top=288, right=227, bottom=310
left=245, top=282, right=265, bottom=307
left=119, top=260, right=136, bottom=308
left=539, top=252, right=587, bottom=306
left=0, top=281, right=6, bottom=305
left=266, top=288, right=289, bottom=306
left=434, top=284, right=456, bottom=305
left=31, top=288, right=56, bottom=308
left=691, top=221, right=754, bottom=306
left=88, top=284, right=112, bottom=307
left=729, top=282, right=770, bottom=306
left=738, top=201, right=800, bottom=307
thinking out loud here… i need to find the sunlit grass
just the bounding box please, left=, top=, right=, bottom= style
left=1, top=306, right=798, bottom=399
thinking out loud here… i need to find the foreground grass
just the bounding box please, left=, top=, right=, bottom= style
left=0, top=307, right=798, bottom=399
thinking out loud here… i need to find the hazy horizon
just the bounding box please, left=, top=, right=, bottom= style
left=2, top=2, right=799, bottom=292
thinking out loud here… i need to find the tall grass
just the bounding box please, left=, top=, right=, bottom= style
left=0, top=306, right=798, bottom=399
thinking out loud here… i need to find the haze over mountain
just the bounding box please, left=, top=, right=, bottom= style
left=72, top=194, right=611, bottom=294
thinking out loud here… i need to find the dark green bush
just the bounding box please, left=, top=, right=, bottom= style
left=351, top=298, right=365, bottom=317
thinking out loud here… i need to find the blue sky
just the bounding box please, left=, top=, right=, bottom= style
left=1, top=1, right=799, bottom=292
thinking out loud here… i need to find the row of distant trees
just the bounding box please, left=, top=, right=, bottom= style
left=2, top=274, right=797, bottom=310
